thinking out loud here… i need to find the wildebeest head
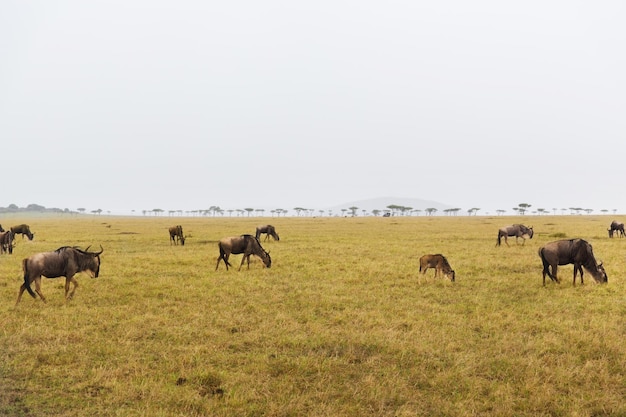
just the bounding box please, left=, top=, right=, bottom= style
left=594, top=261, right=608, bottom=283
left=79, top=245, right=104, bottom=278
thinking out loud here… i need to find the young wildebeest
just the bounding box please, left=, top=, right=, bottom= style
left=538, top=239, right=607, bottom=286
left=496, top=224, right=533, bottom=246
left=16, top=246, right=103, bottom=304
left=216, top=235, right=271, bottom=271
left=0, top=231, right=15, bottom=254
left=418, top=254, right=455, bottom=282
left=607, top=220, right=625, bottom=238
left=255, top=224, right=280, bottom=241
left=11, top=224, right=34, bottom=240
left=169, top=225, right=185, bottom=245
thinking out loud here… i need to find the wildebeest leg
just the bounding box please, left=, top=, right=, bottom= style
left=238, top=253, right=251, bottom=270
left=548, top=264, right=560, bottom=284
left=65, top=276, right=79, bottom=300
left=16, top=284, right=29, bottom=304
left=218, top=253, right=232, bottom=271
left=33, top=277, right=47, bottom=303
left=573, top=264, right=583, bottom=286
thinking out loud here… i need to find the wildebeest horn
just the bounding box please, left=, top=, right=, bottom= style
left=93, top=245, right=104, bottom=255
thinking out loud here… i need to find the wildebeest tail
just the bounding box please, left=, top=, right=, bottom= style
left=537, top=247, right=556, bottom=280
left=217, top=242, right=232, bottom=268
left=22, top=258, right=36, bottom=298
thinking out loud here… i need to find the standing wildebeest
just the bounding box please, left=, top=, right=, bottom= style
left=11, top=224, right=34, bottom=240
left=0, top=224, right=4, bottom=232
left=607, top=221, right=625, bottom=238
left=0, top=231, right=15, bottom=254
left=418, top=254, right=455, bottom=282
left=496, top=224, right=533, bottom=246
left=216, top=235, right=271, bottom=271
left=169, top=225, right=185, bottom=245
left=538, top=239, right=607, bottom=286
left=255, top=225, right=280, bottom=241
left=16, top=245, right=103, bottom=304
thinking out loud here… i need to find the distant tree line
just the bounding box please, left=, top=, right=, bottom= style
left=1, top=202, right=617, bottom=217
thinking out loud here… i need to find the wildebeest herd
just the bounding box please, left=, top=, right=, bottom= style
left=2, top=219, right=620, bottom=305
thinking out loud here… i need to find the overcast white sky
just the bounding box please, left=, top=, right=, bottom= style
left=1, top=1, right=624, bottom=215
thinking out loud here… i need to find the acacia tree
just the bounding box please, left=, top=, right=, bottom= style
left=517, top=203, right=531, bottom=215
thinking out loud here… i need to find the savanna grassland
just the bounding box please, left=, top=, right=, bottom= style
left=1, top=214, right=626, bottom=417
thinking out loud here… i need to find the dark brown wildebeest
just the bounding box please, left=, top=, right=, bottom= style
left=16, top=245, right=104, bottom=304
left=607, top=221, right=625, bottom=238
left=255, top=225, right=280, bottom=241
left=496, top=224, right=533, bottom=246
left=11, top=224, right=34, bottom=240
left=169, top=225, right=185, bottom=245
left=418, top=254, right=455, bottom=282
left=538, top=239, right=607, bottom=286
left=0, top=224, right=4, bottom=232
left=0, top=231, right=15, bottom=254
left=216, top=235, right=271, bottom=271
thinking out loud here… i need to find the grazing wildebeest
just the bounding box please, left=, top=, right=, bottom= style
left=216, top=235, right=271, bottom=271
left=169, top=225, right=185, bottom=245
left=255, top=225, right=280, bottom=241
left=496, top=224, right=533, bottom=246
left=607, top=221, right=625, bottom=238
left=16, top=245, right=103, bottom=304
left=11, top=224, right=34, bottom=240
left=418, top=254, right=455, bottom=282
left=538, top=239, right=607, bottom=286
left=0, top=231, right=15, bottom=254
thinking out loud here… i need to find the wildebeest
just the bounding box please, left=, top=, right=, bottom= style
left=538, top=239, right=607, bottom=286
left=0, top=231, right=15, bottom=254
left=16, top=245, right=104, bottom=304
left=0, top=224, right=4, bottom=232
left=11, top=224, right=34, bottom=240
left=418, top=254, right=455, bottom=282
left=255, top=225, right=280, bottom=241
left=169, top=225, right=185, bottom=245
left=496, top=224, right=533, bottom=246
left=607, top=221, right=625, bottom=238
left=216, top=235, right=271, bottom=271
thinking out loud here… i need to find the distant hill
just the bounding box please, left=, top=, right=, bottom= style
left=326, top=197, right=455, bottom=214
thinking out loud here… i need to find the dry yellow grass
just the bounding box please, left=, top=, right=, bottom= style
left=1, top=214, right=625, bottom=416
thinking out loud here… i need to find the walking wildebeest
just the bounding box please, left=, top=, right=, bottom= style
left=16, top=245, right=104, bottom=304
left=607, top=221, right=625, bottom=238
left=216, top=235, right=271, bottom=271
left=538, top=239, right=607, bottom=286
left=255, top=225, right=280, bottom=241
left=169, top=225, right=185, bottom=245
left=0, top=231, right=15, bottom=254
left=11, top=224, right=34, bottom=240
left=418, top=254, right=455, bottom=282
left=496, top=224, right=533, bottom=246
